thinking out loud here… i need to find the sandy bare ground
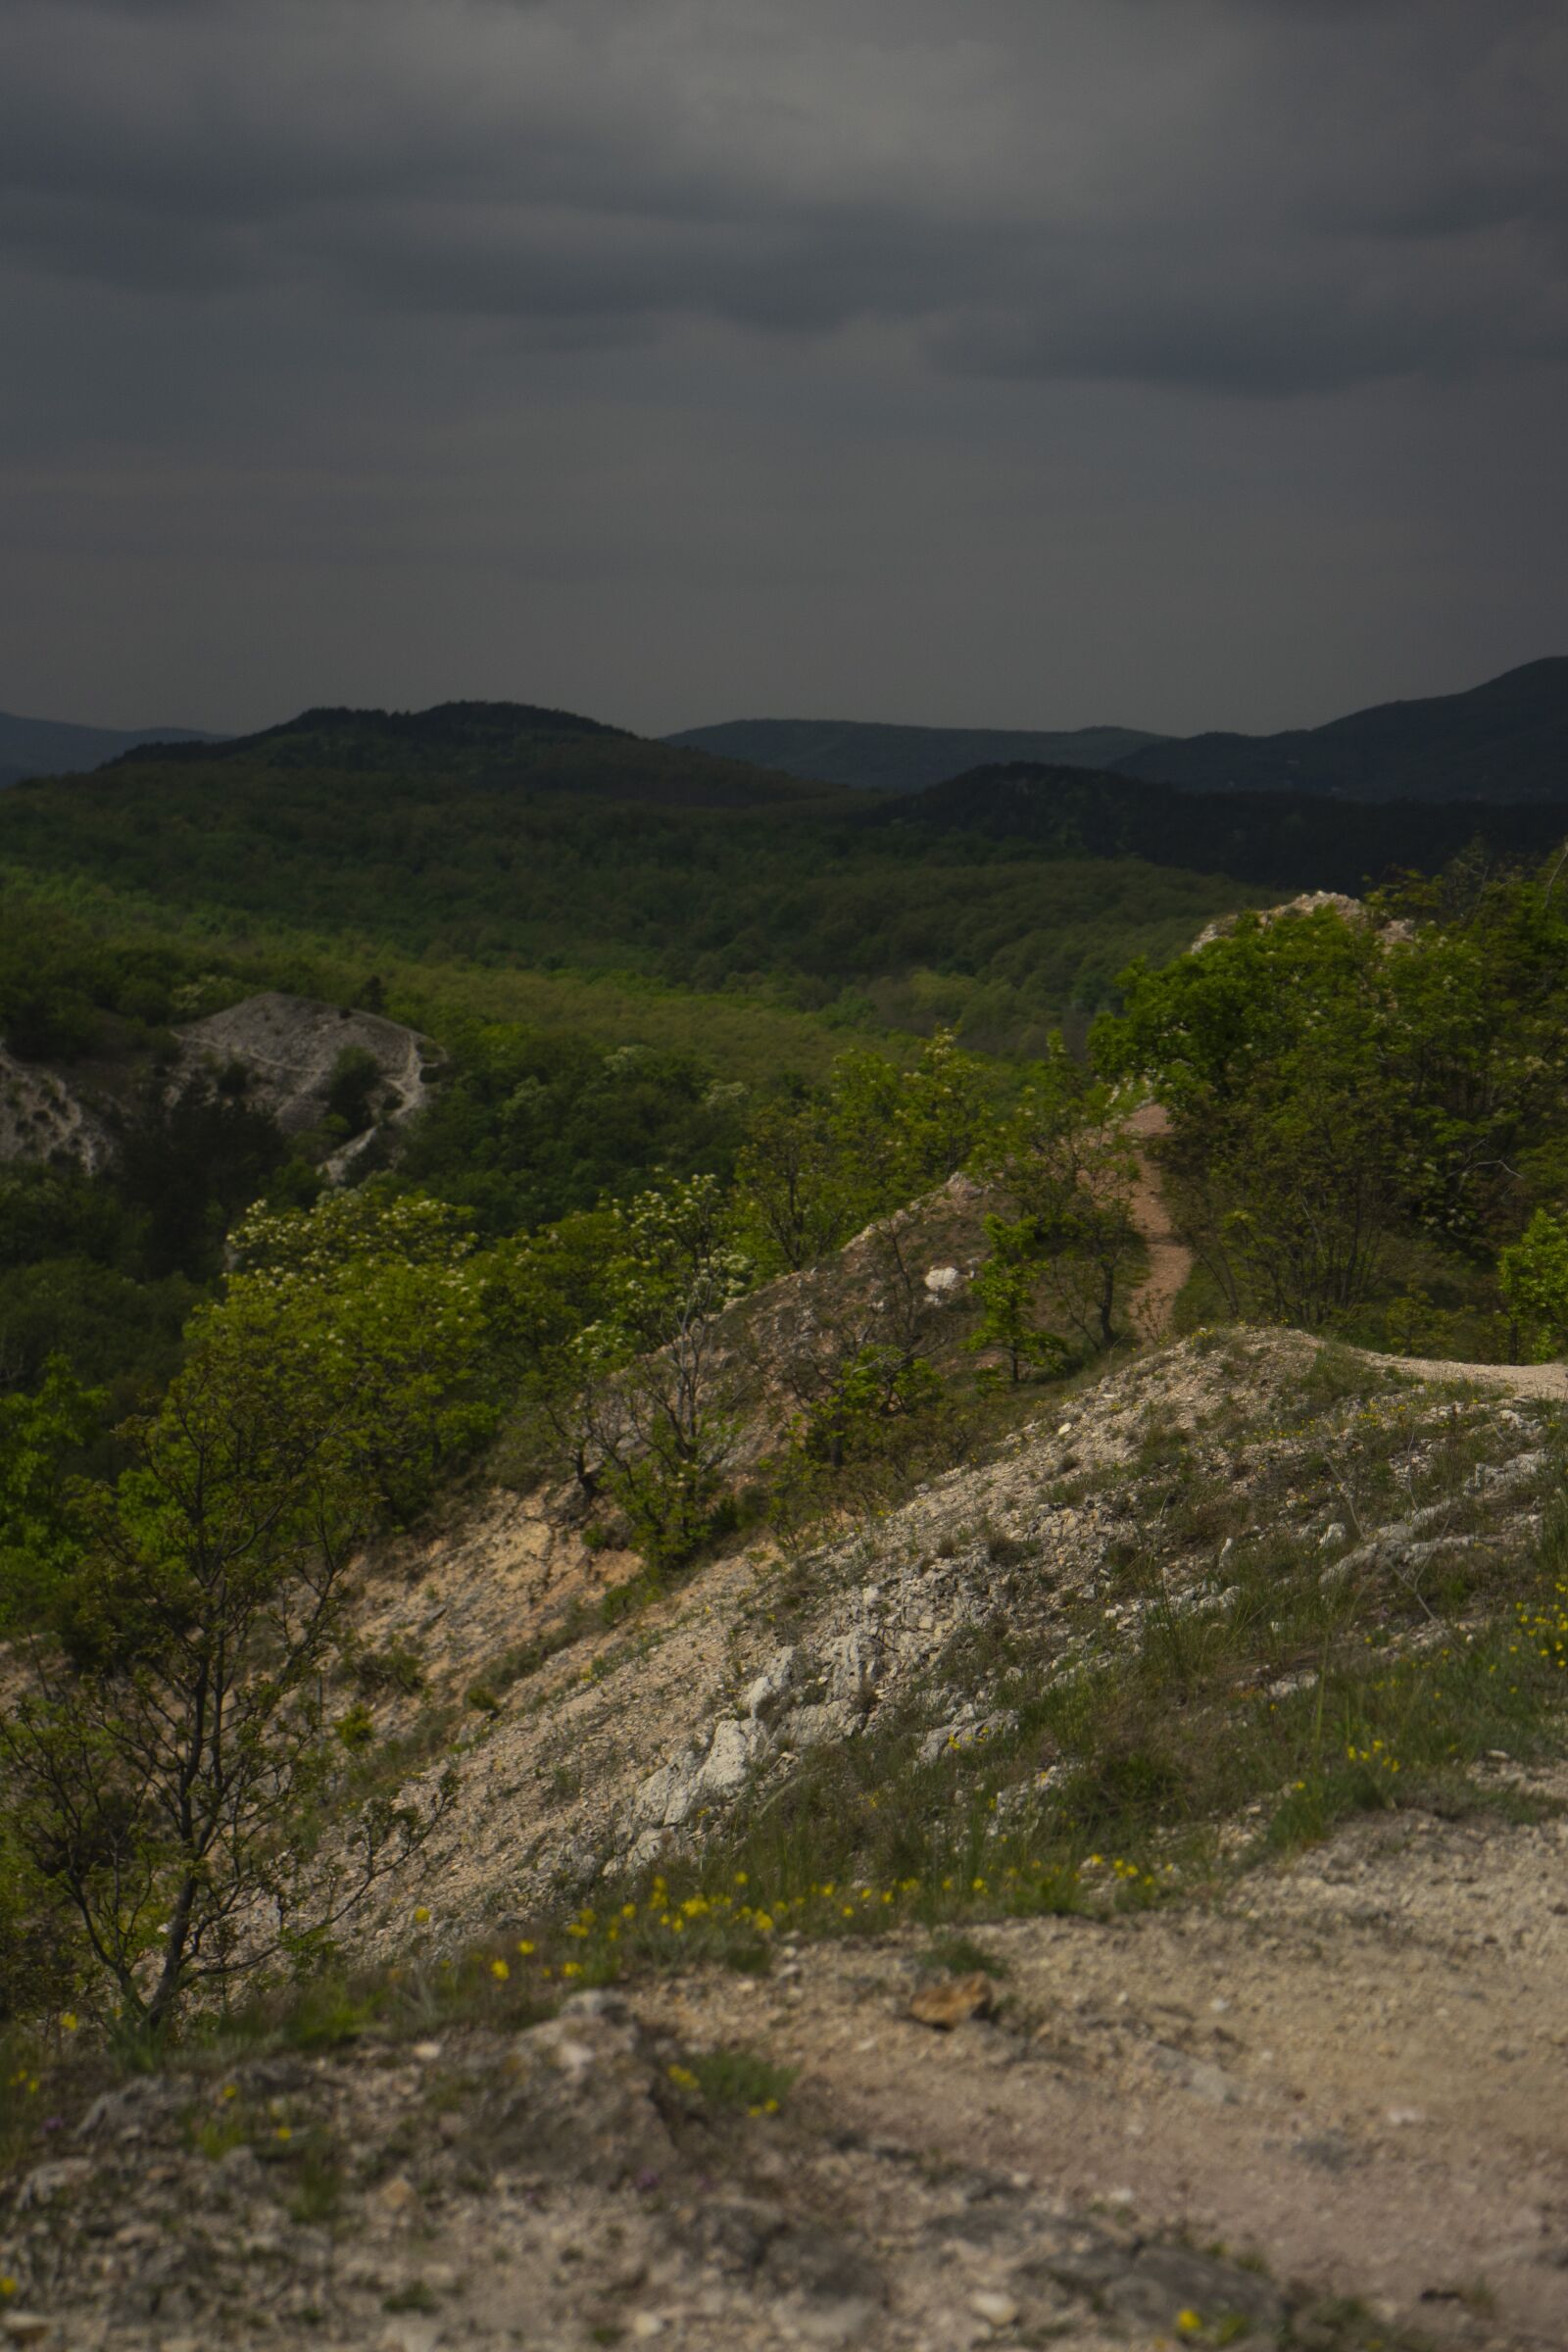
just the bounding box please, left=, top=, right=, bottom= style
left=648, top=1772, right=1568, bottom=2350
left=1358, top=1348, right=1568, bottom=1399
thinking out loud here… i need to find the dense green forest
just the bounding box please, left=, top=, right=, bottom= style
left=6, top=702, right=1568, bottom=1432
left=0, top=894, right=775, bottom=1409
left=881, top=760, right=1568, bottom=892
left=0, top=709, right=1262, bottom=1040
left=1104, top=868, right=1568, bottom=1358
left=4, top=695, right=1566, bottom=1427
left=9, top=703, right=1568, bottom=1055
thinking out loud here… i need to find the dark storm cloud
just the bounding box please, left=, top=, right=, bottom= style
left=1, top=0, right=1564, bottom=739
left=2, top=0, right=1564, bottom=393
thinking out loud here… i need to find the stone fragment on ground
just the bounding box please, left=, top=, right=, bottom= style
left=907, top=1972, right=994, bottom=2031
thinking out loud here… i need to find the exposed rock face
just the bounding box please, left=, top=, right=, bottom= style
left=6, top=1326, right=1568, bottom=2345
left=175, top=991, right=441, bottom=1174
left=0, top=991, right=440, bottom=1181
left=320, top=1326, right=1563, bottom=1942
left=0, top=1041, right=114, bottom=1171
left=629, top=1714, right=773, bottom=1838
left=1191, top=889, right=1414, bottom=953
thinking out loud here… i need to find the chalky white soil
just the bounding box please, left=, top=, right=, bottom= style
left=4, top=1785, right=1565, bottom=2350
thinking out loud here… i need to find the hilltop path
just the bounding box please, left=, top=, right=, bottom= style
left=1123, top=1101, right=1568, bottom=1396
left=1124, top=1100, right=1193, bottom=1339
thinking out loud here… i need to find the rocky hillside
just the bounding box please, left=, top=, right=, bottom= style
left=4, top=1324, right=1566, bottom=2348
left=175, top=993, right=441, bottom=1176
left=348, top=1331, right=1566, bottom=1927
left=0, top=1040, right=114, bottom=1171
left=0, top=992, right=438, bottom=1181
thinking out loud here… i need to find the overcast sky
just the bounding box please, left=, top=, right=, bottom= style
left=2, top=0, right=1564, bottom=738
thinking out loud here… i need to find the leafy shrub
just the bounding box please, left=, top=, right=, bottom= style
left=1500, top=1208, right=1568, bottom=1360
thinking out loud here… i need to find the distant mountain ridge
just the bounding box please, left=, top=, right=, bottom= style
left=16, top=656, right=1566, bottom=806
left=0, top=708, right=223, bottom=791
left=663, top=716, right=1166, bottom=793
left=10, top=685, right=1568, bottom=1053
left=670, top=660, right=1567, bottom=804
left=107, top=700, right=621, bottom=770
left=1111, top=658, right=1568, bottom=803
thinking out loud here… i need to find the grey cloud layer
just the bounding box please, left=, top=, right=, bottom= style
left=2, top=0, right=1562, bottom=741
left=4, top=0, right=1565, bottom=394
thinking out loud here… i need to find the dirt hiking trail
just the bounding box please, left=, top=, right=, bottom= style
left=1125, top=1102, right=1192, bottom=1340
left=1123, top=1101, right=1568, bottom=1397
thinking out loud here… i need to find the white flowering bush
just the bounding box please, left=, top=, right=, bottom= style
left=232, top=1185, right=475, bottom=1277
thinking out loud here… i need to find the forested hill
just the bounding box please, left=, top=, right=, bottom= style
left=105, top=700, right=841, bottom=809
left=1112, top=656, right=1568, bottom=801
left=662, top=715, right=1166, bottom=792
left=872, top=760, right=1568, bottom=894
left=12, top=689, right=1568, bottom=1062
left=0, top=722, right=1259, bottom=1042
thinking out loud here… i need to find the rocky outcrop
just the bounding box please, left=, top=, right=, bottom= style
left=0, top=992, right=441, bottom=1182
left=7, top=1325, right=1568, bottom=2347
left=175, top=991, right=441, bottom=1174
left=1191, top=889, right=1414, bottom=954
left=0, top=1042, right=115, bottom=1171
left=359, top=1329, right=1565, bottom=1937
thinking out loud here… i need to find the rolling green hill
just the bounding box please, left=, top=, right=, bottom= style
left=112, top=700, right=839, bottom=809
left=0, top=704, right=1256, bottom=1048
left=13, top=696, right=1568, bottom=1059
left=13, top=692, right=1568, bottom=1055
